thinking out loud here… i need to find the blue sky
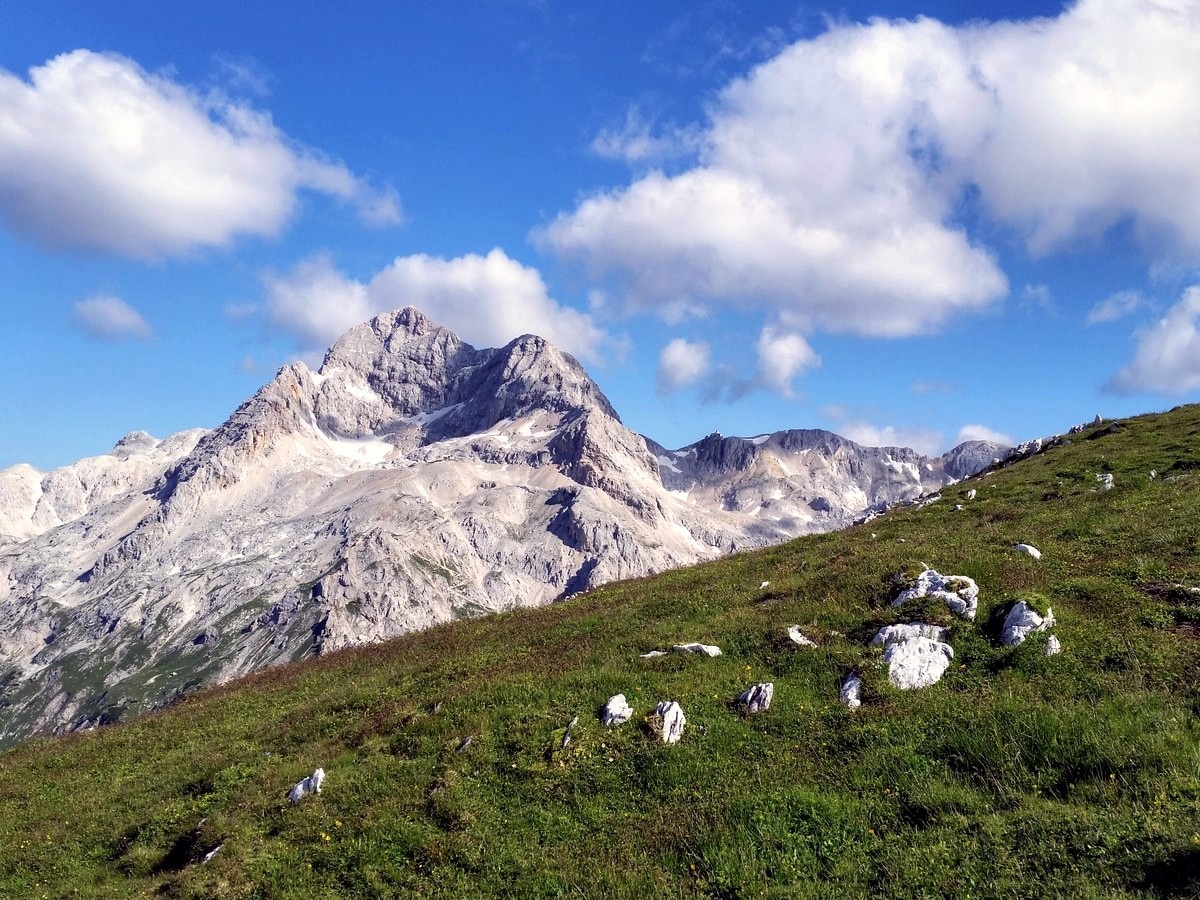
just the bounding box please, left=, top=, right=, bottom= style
left=3, top=0, right=1200, bottom=470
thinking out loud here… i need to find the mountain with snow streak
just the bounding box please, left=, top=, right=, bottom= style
left=0, top=308, right=1004, bottom=747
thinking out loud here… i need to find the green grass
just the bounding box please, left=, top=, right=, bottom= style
left=3, top=407, right=1200, bottom=897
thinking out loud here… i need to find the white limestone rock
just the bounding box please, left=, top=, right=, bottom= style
left=1045, top=634, right=1062, bottom=656
left=872, top=625, right=954, bottom=690
left=1097, top=473, right=1114, bottom=491
left=672, top=642, right=722, bottom=657
left=640, top=650, right=667, bottom=658
left=840, top=673, right=862, bottom=709
left=601, top=694, right=633, bottom=726
left=893, top=569, right=979, bottom=620
left=736, top=682, right=774, bottom=714
left=1013, top=543, right=1042, bottom=560
left=651, top=700, right=685, bottom=744
left=966, top=489, right=977, bottom=500
left=870, top=622, right=949, bottom=646
left=786, top=625, right=817, bottom=647
left=287, top=767, right=325, bottom=804
left=1000, top=601, right=1056, bottom=647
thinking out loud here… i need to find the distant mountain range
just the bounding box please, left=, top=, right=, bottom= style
left=0, top=307, right=1007, bottom=746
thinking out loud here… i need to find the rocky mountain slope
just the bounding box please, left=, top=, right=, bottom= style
left=2, top=404, right=1197, bottom=897
left=0, top=307, right=1004, bottom=747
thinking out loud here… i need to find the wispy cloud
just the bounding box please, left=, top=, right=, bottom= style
left=73, top=295, right=152, bottom=341
left=1087, top=289, right=1146, bottom=325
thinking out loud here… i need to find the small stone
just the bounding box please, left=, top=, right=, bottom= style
left=759, top=581, right=770, bottom=590
left=672, top=642, right=722, bottom=657
left=840, top=673, right=862, bottom=709
left=1096, top=473, right=1114, bottom=491
left=786, top=625, right=817, bottom=647
left=954, top=504, right=964, bottom=511
left=651, top=700, right=686, bottom=743
left=1045, top=635, right=1062, bottom=656
left=561, top=715, right=580, bottom=749
left=966, top=489, right=977, bottom=500
left=287, top=767, right=325, bottom=804
left=202, top=844, right=222, bottom=864
left=736, top=682, right=774, bottom=714
left=1013, top=543, right=1042, bottom=560
left=455, top=736, right=473, bottom=753
left=601, top=694, right=633, bottom=726
left=640, top=650, right=667, bottom=658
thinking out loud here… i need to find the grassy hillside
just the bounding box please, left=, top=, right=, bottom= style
left=3, top=406, right=1200, bottom=898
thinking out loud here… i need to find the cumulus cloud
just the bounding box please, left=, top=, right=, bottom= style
left=755, top=326, right=819, bottom=395
left=1107, top=286, right=1200, bottom=394
left=656, top=338, right=711, bottom=393
left=956, top=424, right=1014, bottom=446
left=264, top=249, right=608, bottom=363
left=539, top=0, right=1200, bottom=336
left=1087, top=289, right=1146, bottom=325
left=0, top=50, right=399, bottom=258
left=72, top=295, right=153, bottom=341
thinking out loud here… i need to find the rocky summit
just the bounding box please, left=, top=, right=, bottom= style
left=0, top=308, right=1004, bottom=747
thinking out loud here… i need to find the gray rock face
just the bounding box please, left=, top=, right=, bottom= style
left=0, top=307, right=996, bottom=748
left=646, top=430, right=1007, bottom=539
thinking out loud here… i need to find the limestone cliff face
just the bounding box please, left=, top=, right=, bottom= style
left=0, top=307, right=1002, bottom=747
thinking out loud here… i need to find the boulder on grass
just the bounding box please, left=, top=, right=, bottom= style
left=601, top=694, right=633, bottom=726
left=1000, top=601, right=1056, bottom=646
left=287, top=768, right=325, bottom=804
left=871, top=625, right=954, bottom=690
left=736, top=682, right=774, bottom=714
left=650, top=701, right=685, bottom=744
left=892, top=569, right=979, bottom=620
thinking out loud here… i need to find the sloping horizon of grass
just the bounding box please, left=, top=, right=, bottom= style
left=3, top=406, right=1200, bottom=897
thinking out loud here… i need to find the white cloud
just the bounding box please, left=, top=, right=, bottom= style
left=591, top=106, right=701, bottom=164
left=0, top=50, right=398, bottom=258
left=755, top=326, right=819, bottom=395
left=656, top=338, right=711, bottom=393
left=956, top=424, right=1014, bottom=447
left=912, top=379, right=954, bottom=396
left=264, top=249, right=608, bottom=363
left=1107, top=285, right=1200, bottom=394
left=1087, top=289, right=1146, bottom=325
left=73, top=295, right=152, bottom=341
left=837, top=420, right=945, bottom=457
left=540, top=0, right=1200, bottom=335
